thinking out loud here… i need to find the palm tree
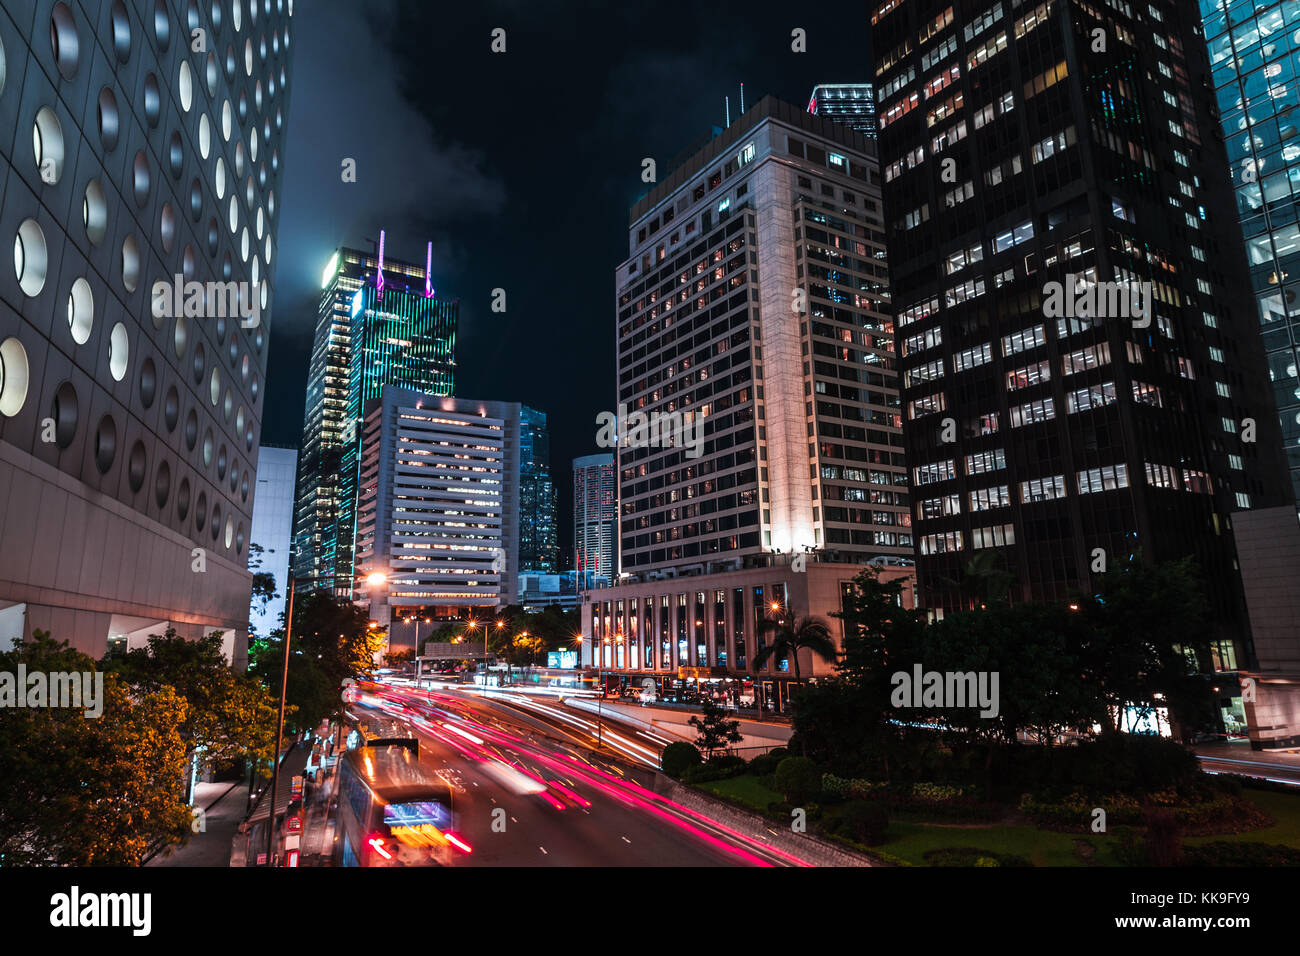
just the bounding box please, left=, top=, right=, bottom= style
left=752, top=614, right=838, bottom=682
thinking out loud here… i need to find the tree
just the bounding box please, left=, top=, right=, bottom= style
left=1076, top=554, right=1216, bottom=735
left=752, top=614, right=837, bottom=681
left=383, top=648, right=414, bottom=667
left=247, top=543, right=279, bottom=637
left=936, top=549, right=1017, bottom=608
left=102, top=628, right=278, bottom=801
left=248, top=593, right=384, bottom=733
left=0, top=631, right=192, bottom=865
left=688, top=698, right=743, bottom=759
left=834, top=567, right=927, bottom=690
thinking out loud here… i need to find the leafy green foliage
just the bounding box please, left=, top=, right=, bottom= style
left=774, top=756, right=822, bottom=804
left=102, top=628, right=277, bottom=769
left=661, top=741, right=702, bottom=777
left=0, top=631, right=191, bottom=865
left=837, top=801, right=890, bottom=846
left=753, top=614, right=837, bottom=680
left=688, top=698, right=743, bottom=759
left=249, top=592, right=384, bottom=733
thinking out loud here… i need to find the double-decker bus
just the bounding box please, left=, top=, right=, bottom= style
left=334, top=741, right=468, bottom=866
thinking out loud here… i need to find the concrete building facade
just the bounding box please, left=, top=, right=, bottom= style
left=354, top=386, right=520, bottom=629
left=0, top=1, right=293, bottom=663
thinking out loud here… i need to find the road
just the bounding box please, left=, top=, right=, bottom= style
left=1195, top=744, right=1300, bottom=787
left=346, top=683, right=810, bottom=867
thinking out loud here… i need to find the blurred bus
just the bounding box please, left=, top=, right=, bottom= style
left=334, top=741, right=467, bottom=867
left=341, top=706, right=419, bottom=754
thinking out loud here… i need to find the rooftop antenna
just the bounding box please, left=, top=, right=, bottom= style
left=376, top=228, right=387, bottom=297
left=424, top=241, right=434, bottom=298
left=740, top=82, right=745, bottom=114
left=725, top=95, right=730, bottom=128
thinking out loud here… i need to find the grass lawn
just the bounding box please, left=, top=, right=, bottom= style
left=694, top=774, right=1300, bottom=866
left=878, top=819, right=1112, bottom=867
left=696, top=773, right=782, bottom=812
left=1182, top=789, right=1300, bottom=848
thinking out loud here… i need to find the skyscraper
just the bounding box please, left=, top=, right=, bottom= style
left=616, top=96, right=910, bottom=574
left=874, top=0, right=1290, bottom=673
left=573, top=453, right=616, bottom=587
left=354, top=386, right=521, bottom=630
left=583, top=97, right=917, bottom=708
left=0, top=1, right=292, bottom=661
left=808, top=83, right=879, bottom=137
left=1200, top=0, right=1300, bottom=502
left=518, top=405, right=559, bottom=572
left=292, top=238, right=457, bottom=597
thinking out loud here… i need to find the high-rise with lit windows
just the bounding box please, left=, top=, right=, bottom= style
left=573, top=453, right=616, bottom=587
left=874, top=0, right=1290, bottom=674
left=518, top=405, right=559, bottom=573
left=292, top=239, right=457, bottom=598
left=1200, top=1, right=1300, bottom=501
left=808, top=83, right=879, bottom=137
left=616, top=95, right=910, bottom=575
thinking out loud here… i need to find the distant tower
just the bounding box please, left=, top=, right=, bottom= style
left=293, top=238, right=457, bottom=597
left=573, top=454, right=616, bottom=589
left=807, top=83, right=877, bottom=137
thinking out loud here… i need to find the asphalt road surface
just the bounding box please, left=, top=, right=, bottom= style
left=355, top=684, right=808, bottom=867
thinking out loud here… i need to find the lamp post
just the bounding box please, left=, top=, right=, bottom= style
left=495, top=619, right=505, bottom=684
left=264, top=568, right=385, bottom=866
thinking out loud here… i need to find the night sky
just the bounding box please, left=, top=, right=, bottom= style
left=266, top=0, right=871, bottom=566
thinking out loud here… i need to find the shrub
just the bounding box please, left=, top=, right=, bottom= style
left=922, top=847, right=1031, bottom=867
left=1018, top=735, right=1200, bottom=800
left=681, top=759, right=746, bottom=784
left=839, top=801, right=889, bottom=846
left=661, top=741, right=702, bottom=778
left=748, top=751, right=784, bottom=776
left=774, top=756, right=822, bottom=804
left=1182, top=842, right=1300, bottom=866
left=709, top=754, right=747, bottom=773
left=1144, top=809, right=1182, bottom=867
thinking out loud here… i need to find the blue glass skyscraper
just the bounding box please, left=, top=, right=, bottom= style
left=1202, top=0, right=1300, bottom=498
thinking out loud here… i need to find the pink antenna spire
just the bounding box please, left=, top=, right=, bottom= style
left=424, top=241, right=434, bottom=298
left=376, top=229, right=386, bottom=296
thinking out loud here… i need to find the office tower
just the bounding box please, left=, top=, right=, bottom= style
left=354, top=386, right=520, bottom=631
left=292, top=238, right=456, bottom=598
left=616, top=95, right=910, bottom=575
left=585, top=97, right=915, bottom=709
left=248, top=445, right=297, bottom=636
left=573, top=452, right=616, bottom=588
left=1201, top=1, right=1300, bottom=501
left=1200, top=0, right=1300, bottom=748
left=0, top=1, right=292, bottom=660
left=874, top=0, right=1290, bottom=669
left=518, top=405, right=559, bottom=572
left=808, top=83, right=879, bottom=137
